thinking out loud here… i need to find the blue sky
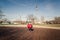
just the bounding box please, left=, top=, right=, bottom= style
left=0, top=0, right=60, bottom=21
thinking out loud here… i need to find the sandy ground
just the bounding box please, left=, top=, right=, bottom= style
left=0, top=25, right=60, bottom=29
left=0, top=26, right=60, bottom=40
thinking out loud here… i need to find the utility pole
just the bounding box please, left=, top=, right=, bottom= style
left=34, top=0, right=39, bottom=24
left=35, top=0, right=39, bottom=14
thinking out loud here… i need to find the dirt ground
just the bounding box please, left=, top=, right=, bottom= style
left=0, top=26, right=60, bottom=40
